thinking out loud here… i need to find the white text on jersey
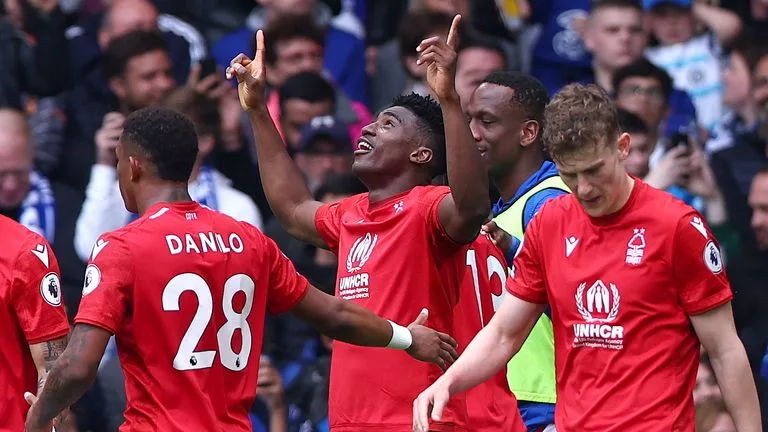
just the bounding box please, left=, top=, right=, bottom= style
left=165, top=232, right=244, bottom=255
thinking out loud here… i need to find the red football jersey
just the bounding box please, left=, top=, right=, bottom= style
left=74, top=202, right=309, bottom=432
left=507, top=179, right=733, bottom=431
left=454, top=233, right=525, bottom=432
left=0, top=215, right=69, bottom=431
left=315, top=186, right=469, bottom=432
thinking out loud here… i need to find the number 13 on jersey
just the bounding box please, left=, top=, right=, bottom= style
left=162, top=273, right=255, bottom=372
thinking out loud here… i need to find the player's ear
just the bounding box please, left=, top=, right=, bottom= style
left=409, top=146, right=433, bottom=166
left=520, top=119, right=540, bottom=148
left=617, top=132, right=631, bottom=161
left=128, top=156, right=142, bottom=182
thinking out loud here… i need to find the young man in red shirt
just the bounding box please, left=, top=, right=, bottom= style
left=24, top=107, right=457, bottom=432
left=228, top=15, right=504, bottom=431
left=414, top=83, right=761, bottom=432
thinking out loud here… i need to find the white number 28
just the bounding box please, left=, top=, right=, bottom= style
left=162, top=273, right=255, bottom=372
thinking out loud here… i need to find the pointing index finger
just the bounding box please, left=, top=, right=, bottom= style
left=446, top=14, right=462, bottom=49
left=255, top=30, right=265, bottom=66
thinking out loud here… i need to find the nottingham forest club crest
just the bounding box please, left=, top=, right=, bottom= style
left=573, top=280, right=624, bottom=350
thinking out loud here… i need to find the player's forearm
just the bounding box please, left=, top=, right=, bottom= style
left=314, top=298, right=394, bottom=347
left=692, top=3, right=741, bottom=43
left=247, top=107, right=315, bottom=232
left=443, top=320, right=519, bottom=396
left=441, top=97, right=490, bottom=228
left=709, top=343, right=762, bottom=431
left=27, top=353, right=97, bottom=427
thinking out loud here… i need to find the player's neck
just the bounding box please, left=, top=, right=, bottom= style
left=365, top=173, right=428, bottom=204
left=493, top=154, right=544, bottom=202
left=607, top=174, right=635, bottom=215
left=137, top=184, right=193, bottom=215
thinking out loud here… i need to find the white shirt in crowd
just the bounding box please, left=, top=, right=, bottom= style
left=73, top=164, right=263, bottom=262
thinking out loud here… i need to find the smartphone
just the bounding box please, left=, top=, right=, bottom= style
left=198, top=57, right=219, bottom=79
left=667, top=131, right=690, bottom=155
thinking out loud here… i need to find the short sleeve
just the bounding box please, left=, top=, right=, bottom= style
left=74, top=234, right=134, bottom=334
left=315, top=201, right=343, bottom=252
left=420, top=187, right=459, bottom=248
left=262, top=234, right=310, bottom=315
left=505, top=213, right=548, bottom=304
left=11, top=236, right=69, bottom=344
left=672, top=211, right=733, bottom=315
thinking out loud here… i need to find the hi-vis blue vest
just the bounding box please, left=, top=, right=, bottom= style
left=494, top=175, right=569, bottom=403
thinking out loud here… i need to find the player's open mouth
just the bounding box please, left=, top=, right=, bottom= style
left=355, top=138, right=375, bottom=155
left=476, top=145, right=488, bottom=156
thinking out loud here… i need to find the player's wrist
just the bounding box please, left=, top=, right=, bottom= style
left=386, top=320, right=413, bottom=350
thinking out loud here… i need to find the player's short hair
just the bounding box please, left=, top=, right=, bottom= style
left=122, top=107, right=199, bottom=182
left=263, top=13, right=325, bottom=66
left=612, top=59, right=673, bottom=104
left=616, top=108, right=648, bottom=135
left=543, top=83, right=620, bottom=162
left=391, top=93, right=446, bottom=177
left=314, top=173, right=367, bottom=200
left=457, top=31, right=507, bottom=65
left=590, top=0, right=642, bottom=15
left=162, top=87, right=220, bottom=138
left=279, top=71, right=336, bottom=110
left=482, top=71, right=549, bottom=143
left=103, top=30, right=168, bottom=79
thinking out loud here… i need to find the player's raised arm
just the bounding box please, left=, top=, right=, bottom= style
left=291, top=286, right=459, bottom=370
left=412, top=292, right=544, bottom=432
left=227, top=31, right=327, bottom=249
left=418, top=15, right=490, bottom=243
left=25, top=324, right=112, bottom=432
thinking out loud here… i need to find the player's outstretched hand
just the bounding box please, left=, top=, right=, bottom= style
left=405, top=309, right=458, bottom=370
left=24, top=392, right=77, bottom=432
left=412, top=378, right=452, bottom=432
left=226, top=29, right=267, bottom=112
left=482, top=220, right=512, bottom=254
left=417, top=14, right=461, bottom=102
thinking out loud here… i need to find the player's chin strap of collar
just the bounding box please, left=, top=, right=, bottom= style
left=387, top=320, right=413, bottom=350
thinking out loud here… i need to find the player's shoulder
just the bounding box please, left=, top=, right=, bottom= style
left=637, top=180, right=699, bottom=222
left=532, top=192, right=578, bottom=220
left=0, top=215, right=52, bottom=261
left=473, top=231, right=504, bottom=257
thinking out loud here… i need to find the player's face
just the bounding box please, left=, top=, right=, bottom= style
left=585, top=8, right=647, bottom=72
left=456, top=49, right=505, bottom=111
left=115, top=140, right=138, bottom=214
left=467, top=83, right=526, bottom=176
left=749, top=173, right=768, bottom=250
left=555, top=134, right=631, bottom=217
left=352, top=106, right=429, bottom=181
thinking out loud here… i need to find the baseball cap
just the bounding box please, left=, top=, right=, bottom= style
left=297, top=116, right=352, bottom=154
left=643, top=0, right=692, bottom=10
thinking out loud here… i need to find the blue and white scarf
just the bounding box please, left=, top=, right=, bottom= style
left=18, top=171, right=56, bottom=242
left=128, top=165, right=219, bottom=222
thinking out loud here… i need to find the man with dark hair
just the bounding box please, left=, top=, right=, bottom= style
left=613, top=58, right=673, bottom=132
left=415, top=83, right=761, bottom=432
left=467, top=71, right=567, bottom=432
left=24, top=107, right=457, bottom=432
left=278, top=72, right=337, bottom=149
left=229, top=16, right=494, bottom=431
left=455, top=32, right=507, bottom=111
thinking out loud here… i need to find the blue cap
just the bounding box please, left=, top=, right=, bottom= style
left=297, top=116, right=352, bottom=154
left=643, top=0, right=692, bottom=10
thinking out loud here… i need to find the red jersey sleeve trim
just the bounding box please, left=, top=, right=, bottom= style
left=73, top=316, right=119, bottom=335
left=685, top=289, right=734, bottom=316
left=25, top=325, right=70, bottom=345
left=506, top=281, right=548, bottom=305
left=268, top=278, right=311, bottom=315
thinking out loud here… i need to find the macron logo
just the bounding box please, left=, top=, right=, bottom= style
left=690, top=217, right=708, bottom=239
left=91, top=239, right=109, bottom=260
left=565, top=236, right=579, bottom=257
left=31, top=244, right=49, bottom=268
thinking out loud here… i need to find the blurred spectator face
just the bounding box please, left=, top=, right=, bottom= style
left=753, top=55, right=768, bottom=111
left=467, top=83, right=528, bottom=177
left=3, top=0, right=23, bottom=28
left=259, top=0, right=315, bottom=15
left=0, top=111, right=32, bottom=209
left=749, top=172, right=768, bottom=250
left=99, top=0, right=159, bottom=48
left=693, top=361, right=723, bottom=409
left=269, top=38, right=324, bottom=86
left=648, top=4, right=695, bottom=46
left=419, top=0, right=468, bottom=16
left=296, top=139, right=352, bottom=191
left=281, top=99, right=334, bottom=148
left=456, top=48, right=505, bottom=110
left=109, top=50, right=175, bottom=111
left=616, top=76, right=668, bottom=128
left=722, top=51, right=752, bottom=109
left=626, top=132, right=653, bottom=178
left=585, top=7, right=647, bottom=72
